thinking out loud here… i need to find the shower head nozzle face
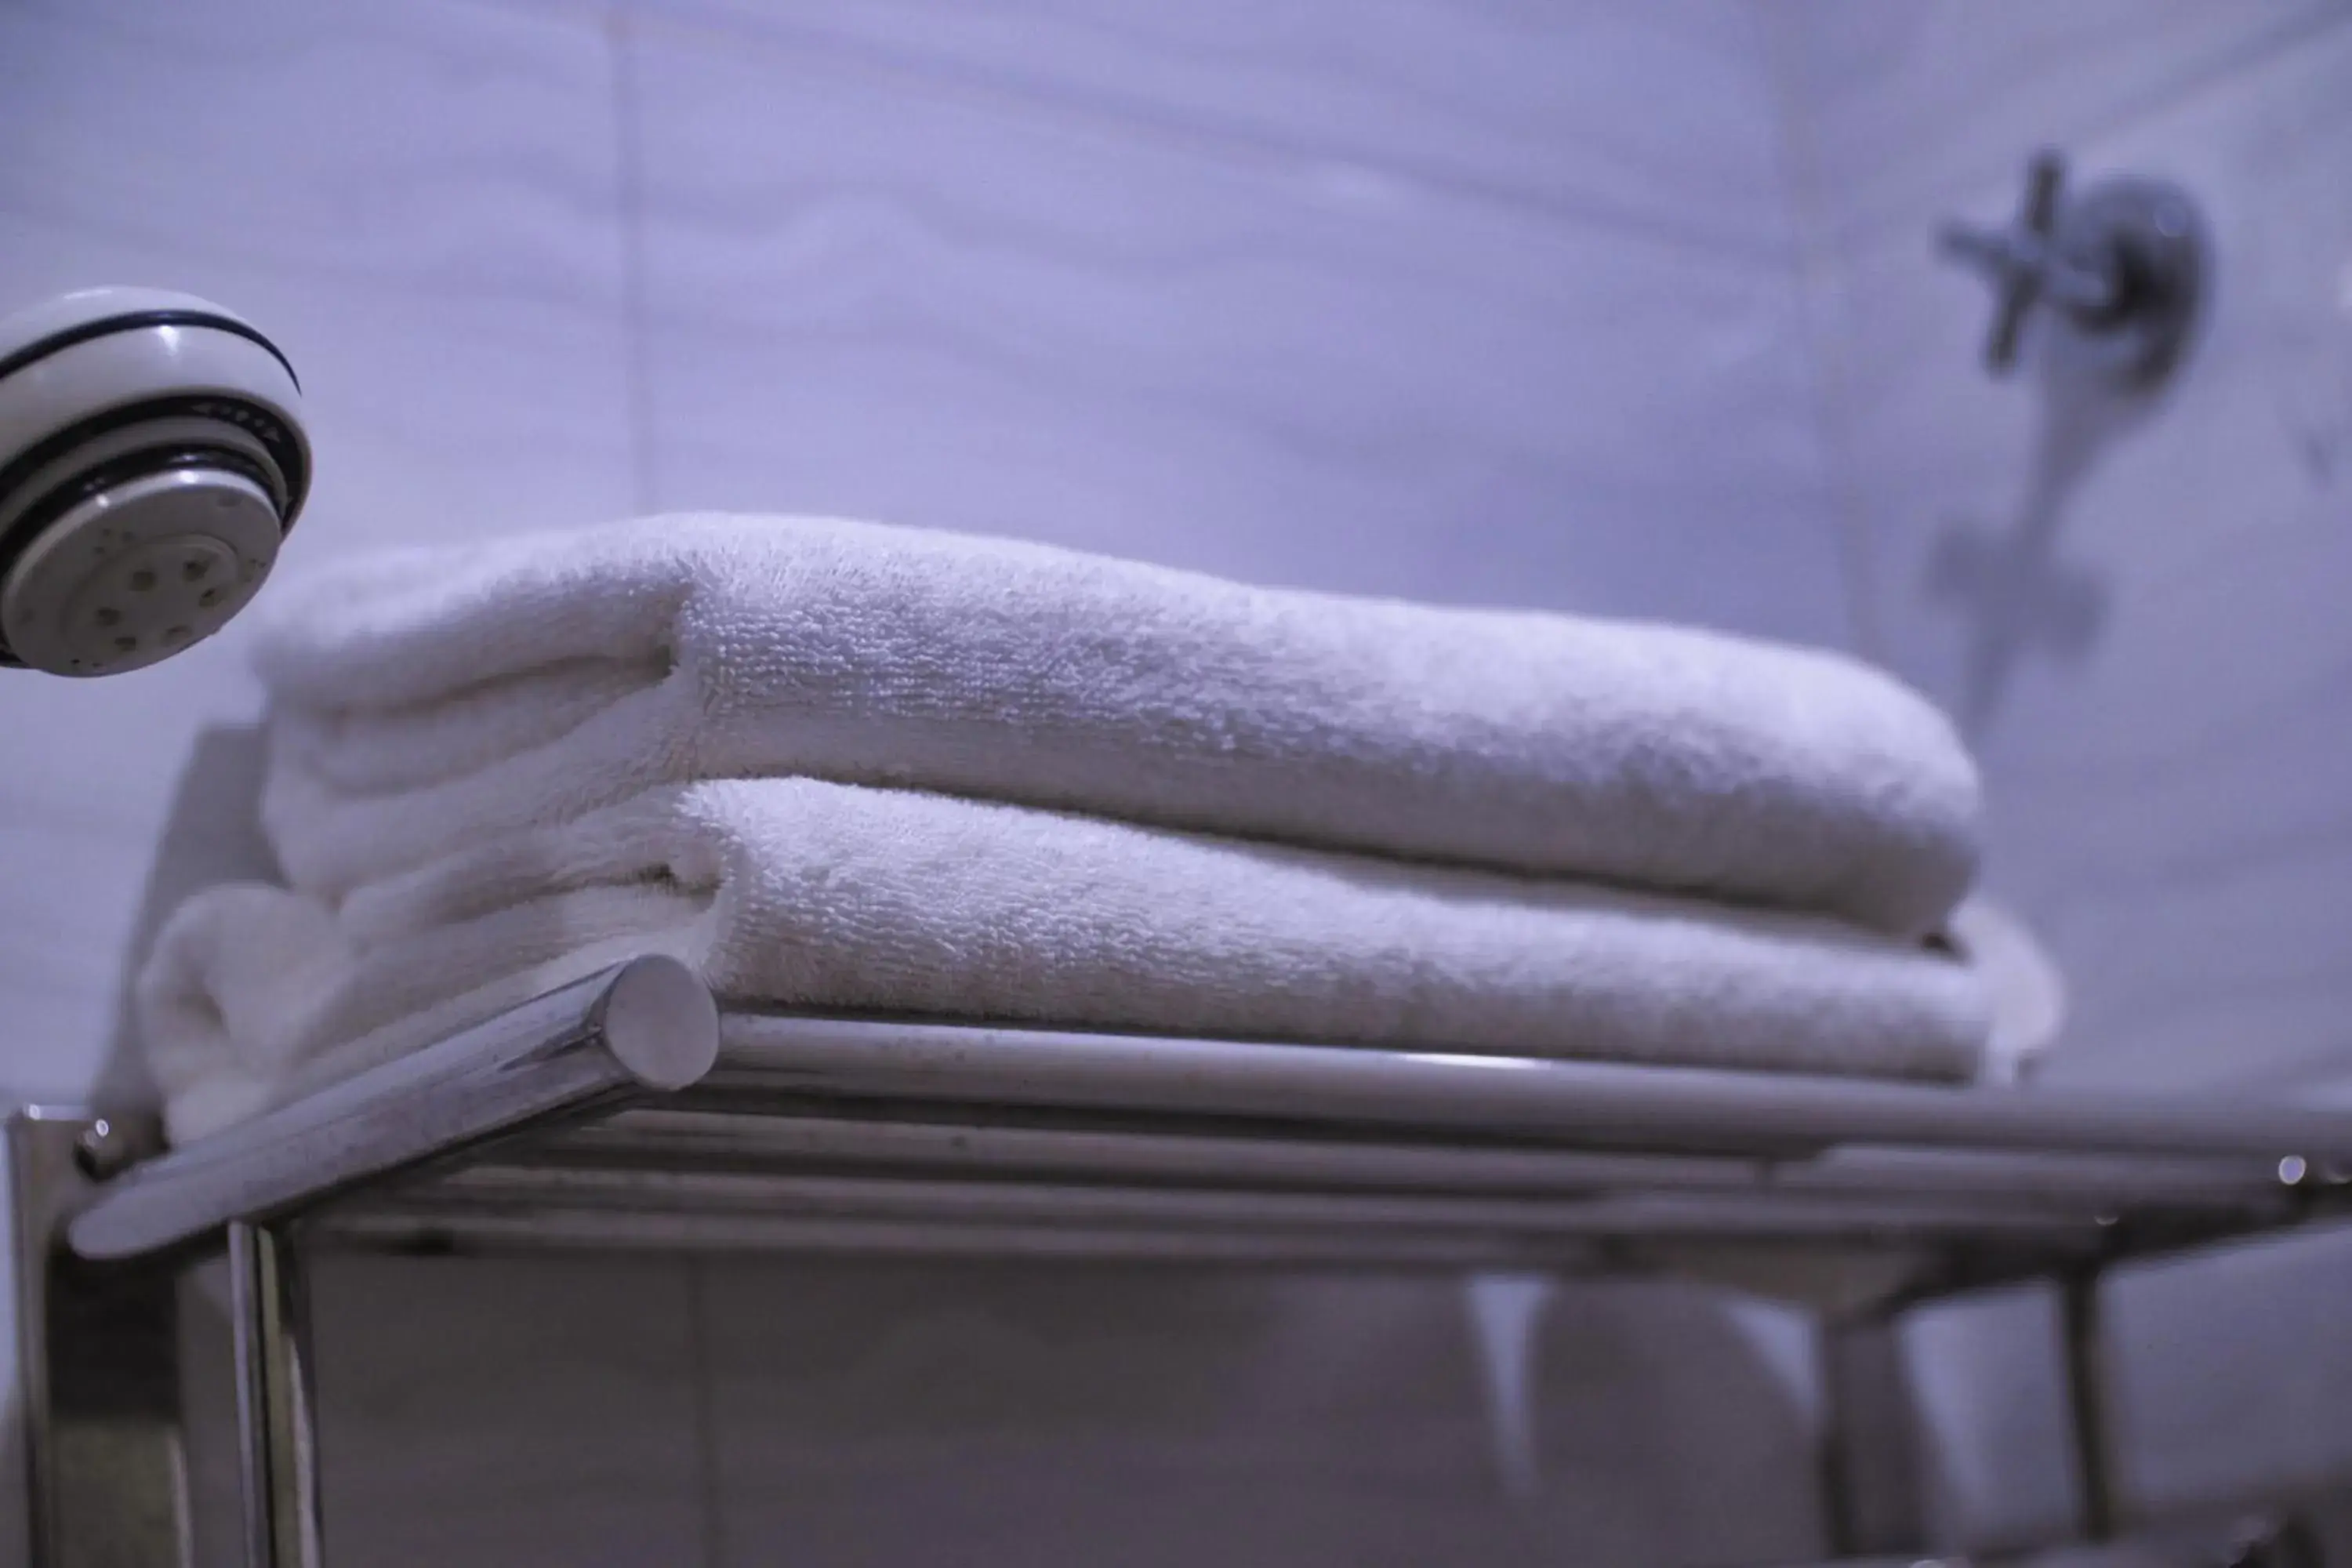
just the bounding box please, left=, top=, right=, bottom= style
left=0, top=287, right=308, bottom=677
left=2, top=467, right=281, bottom=676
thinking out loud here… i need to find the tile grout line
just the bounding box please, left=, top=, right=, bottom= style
left=1751, top=3, right=1886, bottom=669
left=610, top=5, right=660, bottom=517
left=615, top=27, right=718, bottom=1558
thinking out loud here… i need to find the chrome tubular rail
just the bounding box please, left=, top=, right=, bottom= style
left=17, top=960, right=2352, bottom=1567
left=51, top=989, right=2352, bottom=1276
left=706, top=1012, right=2352, bottom=1164
left=64, top=956, right=720, bottom=1262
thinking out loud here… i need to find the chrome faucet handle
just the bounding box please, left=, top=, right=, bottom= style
left=1940, top=150, right=2072, bottom=371
left=1936, top=148, right=2204, bottom=387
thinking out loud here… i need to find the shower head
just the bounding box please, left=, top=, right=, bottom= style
left=0, top=287, right=309, bottom=677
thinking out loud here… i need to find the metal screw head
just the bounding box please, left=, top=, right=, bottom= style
left=73, top=1117, right=136, bottom=1180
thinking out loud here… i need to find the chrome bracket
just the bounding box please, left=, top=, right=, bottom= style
left=9, top=1108, right=192, bottom=1567
left=11, top=1108, right=324, bottom=1568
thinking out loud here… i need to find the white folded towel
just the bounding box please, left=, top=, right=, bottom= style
left=139, top=777, right=1990, bottom=1145
left=252, top=514, right=1979, bottom=937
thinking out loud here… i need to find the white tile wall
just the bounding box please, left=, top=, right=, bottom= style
left=13, top=0, right=2348, bottom=1560
left=619, top=7, right=1838, bottom=1563
left=0, top=3, right=658, bottom=1563
left=1900, top=1283, right=2082, bottom=1551
left=2, top=1, right=1842, bottom=1564
left=687, top=1263, right=1824, bottom=1568
left=1773, top=2, right=2352, bottom=1552
left=1800, top=19, right=2352, bottom=1095
left=0, top=0, right=635, bottom=1101
left=1766, top=0, right=2351, bottom=242
left=172, top=1253, right=713, bottom=1568
left=307, top=1256, right=710, bottom=1566
left=691, top=1261, right=1515, bottom=1568
left=624, top=0, right=1797, bottom=252
left=1511, top=1281, right=1827, bottom=1563
left=624, top=9, right=1846, bottom=635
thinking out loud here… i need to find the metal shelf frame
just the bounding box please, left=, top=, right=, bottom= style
left=15, top=955, right=2352, bottom=1566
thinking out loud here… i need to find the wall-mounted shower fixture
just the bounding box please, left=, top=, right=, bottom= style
left=0, top=289, right=309, bottom=677
left=1939, top=150, right=2207, bottom=389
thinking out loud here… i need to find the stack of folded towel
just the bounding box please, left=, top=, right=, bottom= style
left=139, top=514, right=1994, bottom=1143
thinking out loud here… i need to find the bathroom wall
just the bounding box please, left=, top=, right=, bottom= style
left=7, top=1, right=2351, bottom=1562
left=0, top=2, right=1842, bottom=1564
left=1762, top=0, right=2352, bottom=1552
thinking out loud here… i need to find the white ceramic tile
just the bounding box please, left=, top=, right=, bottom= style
left=1899, top=1284, right=2079, bottom=1553
left=693, top=1264, right=1829, bottom=1567
left=0, top=0, right=619, bottom=314
left=0, top=0, right=633, bottom=1105
left=305, top=1254, right=706, bottom=1567
left=1514, top=1281, right=1826, bottom=1564
left=629, top=20, right=1850, bottom=642
left=0, top=817, right=165, bottom=1104
left=1814, top=25, right=2352, bottom=1544
left=628, top=0, right=1792, bottom=253
left=0, top=0, right=643, bottom=1547
left=1826, top=25, right=2352, bottom=1094
left=693, top=1259, right=1823, bottom=1567
left=1765, top=0, right=2352, bottom=240
left=2105, top=1227, right=2352, bottom=1519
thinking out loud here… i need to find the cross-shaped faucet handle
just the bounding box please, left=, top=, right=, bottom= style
left=1938, top=150, right=2125, bottom=374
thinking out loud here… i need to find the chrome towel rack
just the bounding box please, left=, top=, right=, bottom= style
left=15, top=956, right=2350, bottom=1566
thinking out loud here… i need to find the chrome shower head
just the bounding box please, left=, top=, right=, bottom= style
left=0, top=288, right=309, bottom=677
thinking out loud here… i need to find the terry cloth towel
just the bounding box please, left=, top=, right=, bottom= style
left=138, top=777, right=1991, bottom=1145
left=252, top=514, right=1980, bottom=938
